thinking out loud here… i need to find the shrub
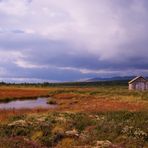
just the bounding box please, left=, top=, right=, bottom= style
left=31, top=131, right=43, bottom=141
left=56, top=138, right=75, bottom=148
left=69, top=113, right=95, bottom=132
left=47, top=98, right=57, bottom=105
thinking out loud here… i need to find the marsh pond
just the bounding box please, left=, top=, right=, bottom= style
left=0, top=97, right=57, bottom=109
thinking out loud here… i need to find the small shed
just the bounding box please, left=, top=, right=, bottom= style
left=128, top=76, right=147, bottom=91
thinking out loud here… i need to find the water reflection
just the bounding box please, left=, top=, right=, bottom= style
left=0, top=97, right=56, bottom=109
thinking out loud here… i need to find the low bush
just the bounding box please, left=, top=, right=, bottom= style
left=47, top=98, right=57, bottom=105
left=0, top=111, right=147, bottom=147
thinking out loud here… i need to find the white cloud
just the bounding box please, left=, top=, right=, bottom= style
left=0, top=0, right=28, bottom=16
left=0, top=0, right=146, bottom=57
left=0, top=50, right=24, bottom=62
left=14, top=59, right=49, bottom=69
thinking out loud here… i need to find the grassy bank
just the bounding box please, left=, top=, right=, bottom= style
left=0, top=87, right=50, bottom=102
left=0, top=111, right=147, bottom=148
left=48, top=85, right=148, bottom=101
left=0, top=85, right=148, bottom=112
left=1, top=85, right=148, bottom=102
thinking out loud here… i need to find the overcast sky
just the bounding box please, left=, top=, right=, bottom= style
left=0, top=0, right=148, bottom=82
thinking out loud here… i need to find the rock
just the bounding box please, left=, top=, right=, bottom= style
left=96, top=140, right=112, bottom=148
left=65, top=129, right=79, bottom=137
left=94, top=140, right=124, bottom=148
left=36, top=117, right=46, bottom=122
left=56, top=117, right=67, bottom=123
left=8, top=120, right=28, bottom=127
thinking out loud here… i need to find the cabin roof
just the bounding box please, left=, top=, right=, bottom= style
left=128, top=76, right=146, bottom=84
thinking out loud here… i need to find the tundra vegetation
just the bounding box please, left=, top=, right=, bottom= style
left=0, top=81, right=148, bottom=147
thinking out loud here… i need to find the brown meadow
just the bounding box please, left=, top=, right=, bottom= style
left=0, top=85, right=148, bottom=147
left=0, top=85, right=148, bottom=122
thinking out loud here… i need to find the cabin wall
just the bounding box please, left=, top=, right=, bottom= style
left=129, top=78, right=148, bottom=91
left=129, top=84, right=134, bottom=90
left=146, top=82, right=148, bottom=90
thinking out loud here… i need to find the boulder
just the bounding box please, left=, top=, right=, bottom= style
left=65, top=129, right=79, bottom=137
left=96, top=140, right=112, bottom=148
left=8, top=120, right=28, bottom=127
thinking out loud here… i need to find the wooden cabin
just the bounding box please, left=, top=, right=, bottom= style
left=128, top=76, right=148, bottom=91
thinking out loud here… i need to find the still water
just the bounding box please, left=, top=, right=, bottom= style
left=0, top=97, right=56, bottom=109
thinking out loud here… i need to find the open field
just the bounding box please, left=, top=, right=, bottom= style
left=0, top=84, right=148, bottom=147
left=0, top=85, right=148, bottom=111
left=0, top=87, right=50, bottom=102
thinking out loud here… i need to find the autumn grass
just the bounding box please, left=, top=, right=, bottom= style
left=0, top=85, right=148, bottom=147
left=0, top=86, right=51, bottom=102
left=0, top=111, right=147, bottom=147
left=49, top=85, right=148, bottom=101
left=0, top=85, right=148, bottom=102
left=0, top=85, right=148, bottom=113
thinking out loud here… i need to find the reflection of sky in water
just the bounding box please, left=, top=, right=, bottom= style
left=0, top=98, right=55, bottom=109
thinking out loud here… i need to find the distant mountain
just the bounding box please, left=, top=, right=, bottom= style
left=86, top=76, right=136, bottom=82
